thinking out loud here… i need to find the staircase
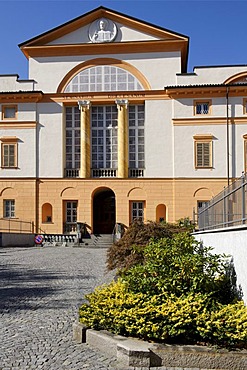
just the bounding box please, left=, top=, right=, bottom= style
left=40, top=233, right=113, bottom=249
left=91, top=234, right=113, bottom=248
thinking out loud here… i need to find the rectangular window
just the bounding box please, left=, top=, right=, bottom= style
left=65, top=106, right=80, bottom=170
left=4, top=200, right=15, bottom=218
left=91, top=105, right=118, bottom=170
left=195, top=142, right=212, bottom=168
left=194, top=101, right=211, bottom=115
left=130, top=201, right=145, bottom=222
left=1, top=141, right=17, bottom=168
left=2, top=105, right=17, bottom=120
left=65, top=201, right=78, bottom=224
left=128, top=105, right=145, bottom=174
left=194, top=135, right=213, bottom=168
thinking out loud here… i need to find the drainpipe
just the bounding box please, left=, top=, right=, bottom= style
left=226, top=86, right=230, bottom=186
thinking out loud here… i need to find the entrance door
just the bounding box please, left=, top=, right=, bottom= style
left=93, top=189, right=116, bottom=234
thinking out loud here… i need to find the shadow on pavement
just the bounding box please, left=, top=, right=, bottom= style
left=0, top=264, right=94, bottom=312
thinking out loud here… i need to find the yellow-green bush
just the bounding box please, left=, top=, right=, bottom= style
left=79, top=233, right=246, bottom=348
left=79, top=279, right=247, bottom=347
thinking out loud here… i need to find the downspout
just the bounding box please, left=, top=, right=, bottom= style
left=226, top=86, right=230, bottom=186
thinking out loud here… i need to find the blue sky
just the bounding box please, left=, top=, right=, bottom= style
left=1, top=0, right=247, bottom=78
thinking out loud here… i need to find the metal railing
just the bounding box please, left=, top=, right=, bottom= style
left=197, top=173, right=247, bottom=231
left=92, top=168, right=117, bottom=178
left=0, top=218, right=34, bottom=233
left=64, top=168, right=80, bottom=178
left=129, top=168, right=144, bottom=177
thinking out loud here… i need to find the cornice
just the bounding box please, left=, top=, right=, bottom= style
left=41, top=90, right=169, bottom=103
left=21, top=39, right=187, bottom=61
left=166, top=85, right=247, bottom=98
left=173, top=117, right=247, bottom=126
left=0, top=92, right=43, bottom=103
left=0, top=121, right=37, bottom=129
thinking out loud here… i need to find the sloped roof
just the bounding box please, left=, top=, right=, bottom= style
left=19, top=6, right=189, bottom=72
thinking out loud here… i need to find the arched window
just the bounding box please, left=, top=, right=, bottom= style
left=65, top=65, right=144, bottom=92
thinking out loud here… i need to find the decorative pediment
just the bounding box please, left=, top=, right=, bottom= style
left=19, top=6, right=189, bottom=72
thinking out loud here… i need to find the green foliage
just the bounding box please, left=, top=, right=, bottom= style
left=121, top=233, right=242, bottom=304
left=79, top=280, right=247, bottom=348
left=80, top=229, right=246, bottom=348
left=107, top=219, right=190, bottom=271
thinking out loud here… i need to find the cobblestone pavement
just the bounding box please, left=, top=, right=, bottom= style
left=0, top=245, right=118, bottom=370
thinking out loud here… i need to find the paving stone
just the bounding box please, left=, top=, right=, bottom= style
left=0, top=246, right=117, bottom=370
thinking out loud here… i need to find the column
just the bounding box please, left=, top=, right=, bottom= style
left=78, top=100, right=91, bottom=178
left=116, top=99, right=128, bottom=178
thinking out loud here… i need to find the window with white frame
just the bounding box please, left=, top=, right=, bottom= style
left=128, top=105, right=145, bottom=170
left=65, top=107, right=80, bottom=170
left=65, top=66, right=143, bottom=93
left=91, top=106, right=118, bottom=169
left=194, top=101, right=211, bottom=115
left=4, top=199, right=15, bottom=218
left=131, top=201, right=144, bottom=222
left=194, top=135, right=213, bottom=168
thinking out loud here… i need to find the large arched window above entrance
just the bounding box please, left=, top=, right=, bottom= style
left=64, top=65, right=144, bottom=93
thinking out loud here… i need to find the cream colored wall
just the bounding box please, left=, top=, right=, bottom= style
left=174, top=124, right=228, bottom=178
left=0, top=128, right=37, bottom=177
left=0, top=75, right=35, bottom=91
left=174, top=97, right=247, bottom=118
left=177, top=66, right=247, bottom=85
left=145, top=100, right=174, bottom=177
left=28, top=51, right=181, bottom=92
left=37, top=103, right=64, bottom=177
left=47, top=22, right=160, bottom=45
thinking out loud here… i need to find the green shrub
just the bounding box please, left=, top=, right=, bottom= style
left=80, top=231, right=245, bottom=348
left=121, top=233, right=241, bottom=304
left=79, top=280, right=247, bottom=348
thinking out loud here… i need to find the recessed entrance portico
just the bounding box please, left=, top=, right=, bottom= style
left=92, top=187, right=116, bottom=234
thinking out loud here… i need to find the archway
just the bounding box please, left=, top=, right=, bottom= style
left=93, top=188, right=116, bottom=234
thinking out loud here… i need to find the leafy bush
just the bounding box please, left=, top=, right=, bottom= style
left=79, top=280, right=247, bottom=348
left=121, top=233, right=242, bottom=304
left=107, top=220, right=190, bottom=271
left=79, top=231, right=245, bottom=348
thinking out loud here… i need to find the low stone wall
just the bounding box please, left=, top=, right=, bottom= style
left=0, top=232, right=35, bottom=247
left=73, top=323, right=247, bottom=369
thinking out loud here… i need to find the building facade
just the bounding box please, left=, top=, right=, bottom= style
left=1, top=6, right=247, bottom=235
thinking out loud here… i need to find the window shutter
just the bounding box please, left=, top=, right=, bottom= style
left=196, top=142, right=203, bottom=166
left=196, top=142, right=211, bottom=167
left=203, top=142, right=210, bottom=166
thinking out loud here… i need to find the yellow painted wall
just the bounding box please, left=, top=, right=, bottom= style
left=0, top=178, right=228, bottom=234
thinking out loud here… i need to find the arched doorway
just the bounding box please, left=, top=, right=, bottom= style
left=93, top=188, right=116, bottom=234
